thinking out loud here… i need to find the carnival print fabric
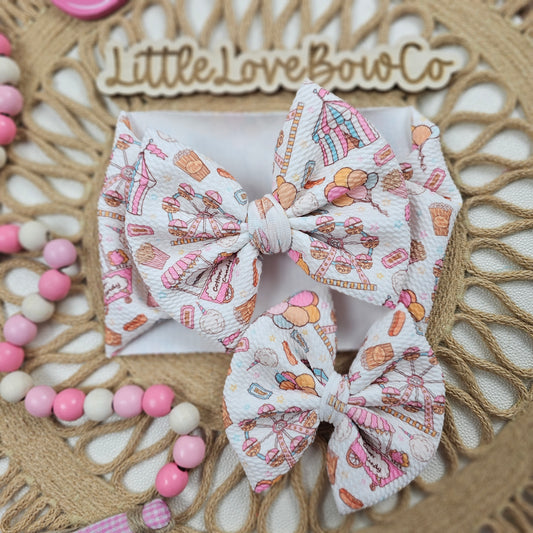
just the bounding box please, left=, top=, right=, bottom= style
left=98, top=80, right=462, bottom=356
left=223, top=290, right=445, bottom=514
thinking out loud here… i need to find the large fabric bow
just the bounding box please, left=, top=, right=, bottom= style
left=98, top=81, right=462, bottom=355
left=223, top=289, right=445, bottom=514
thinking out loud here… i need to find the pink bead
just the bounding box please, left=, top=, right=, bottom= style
left=173, top=435, right=206, bottom=469
left=38, top=269, right=71, bottom=301
left=25, top=385, right=56, bottom=417
left=0, top=86, right=23, bottom=116
left=0, top=224, right=21, bottom=253
left=113, top=384, right=144, bottom=418
left=43, top=239, right=77, bottom=269
left=53, top=388, right=85, bottom=421
left=0, top=114, right=16, bottom=145
left=155, top=462, right=188, bottom=498
left=0, top=342, right=24, bottom=372
left=0, top=35, right=11, bottom=57
left=3, top=315, right=37, bottom=346
left=142, top=384, right=174, bottom=417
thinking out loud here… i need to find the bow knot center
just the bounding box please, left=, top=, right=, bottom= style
left=318, top=370, right=351, bottom=428
left=247, top=194, right=292, bottom=255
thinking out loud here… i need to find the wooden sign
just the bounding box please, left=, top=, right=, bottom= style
left=97, top=35, right=463, bottom=96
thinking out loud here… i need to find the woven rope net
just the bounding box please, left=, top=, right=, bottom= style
left=0, top=1, right=532, bottom=532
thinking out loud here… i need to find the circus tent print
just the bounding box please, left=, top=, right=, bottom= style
left=312, top=87, right=379, bottom=166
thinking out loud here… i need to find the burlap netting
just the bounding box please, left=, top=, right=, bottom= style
left=0, top=1, right=532, bottom=532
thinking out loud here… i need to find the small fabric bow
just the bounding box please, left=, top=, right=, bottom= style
left=223, top=289, right=445, bottom=514
left=98, top=81, right=461, bottom=355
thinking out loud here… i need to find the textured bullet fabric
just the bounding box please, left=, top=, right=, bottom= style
left=223, top=290, right=445, bottom=514
left=98, top=81, right=462, bottom=356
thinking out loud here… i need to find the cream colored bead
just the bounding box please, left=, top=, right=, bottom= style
left=61, top=263, right=79, bottom=277
left=84, top=388, right=114, bottom=421
left=0, top=57, right=20, bottom=85
left=18, top=220, right=49, bottom=251
left=21, top=293, right=55, bottom=323
left=0, top=146, right=6, bottom=169
left=169, top=402, right=200, bottom=434
left=0, top=371, right=33, bottom=403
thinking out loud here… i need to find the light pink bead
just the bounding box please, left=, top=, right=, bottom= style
left=142, top=384, right=174, bottom=417
left=43, top=239, right=77, bottom=269
left=173, top=435, right=206, bottom=469
left=0, top=342, right=24, bottom=372
left=0, top=114, right=16, bottom=145
left=113, top=384, right=144, bottom=418
left=0, top=35, right=11, bottom=56
left=0, top=86, right=22, bottom=116
left=155, top=462, right=188, bottom=498
left=3, top=314, right=37, bottom=346
left=53, top=388, right=85, bottom=421
left=0, top=224, right=21, bottom=253
left=38, top=269, right=71, bottom=301
left=25, top=385, right=56, bottom=417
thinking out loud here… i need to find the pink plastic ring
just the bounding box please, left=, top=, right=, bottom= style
left=51, top=0, right=128, bottom=20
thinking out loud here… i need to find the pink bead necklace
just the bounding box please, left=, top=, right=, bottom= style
left=0, top=32, right=204, bottom=500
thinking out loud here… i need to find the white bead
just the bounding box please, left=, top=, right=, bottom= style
left=84, top=388, right=114, bottom=421
left=169, top=402, right=200, bottom=434
left=0, top=57, right=20, bottom=84
left=21, top=293, right=55, bottom=323
left=60, top=263, right=79, bottom=277
left=0, top=371, right=33, bottom=403
left=0, top=146, right=6, bottom=168
left=18, top=220, right=49, bottom=251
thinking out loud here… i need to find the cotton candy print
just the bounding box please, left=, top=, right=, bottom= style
left=98, top=80, right=462, bottom=356
left=223, top=290, right=445, bottom=514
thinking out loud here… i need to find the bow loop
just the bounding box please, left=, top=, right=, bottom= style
left=248, top=194, right=292, bottom=255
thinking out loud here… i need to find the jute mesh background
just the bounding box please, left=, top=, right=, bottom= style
left=0, top=0, right=532, bottom=531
